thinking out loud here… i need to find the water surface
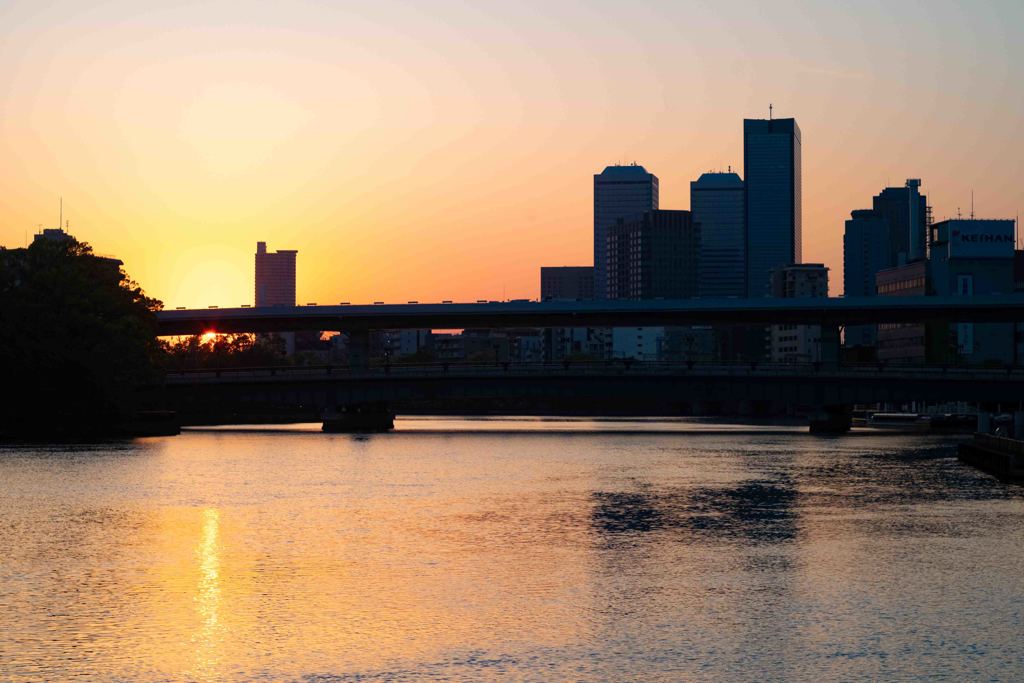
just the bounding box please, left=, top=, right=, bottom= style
left=1, top=418, right=1021, bottom=681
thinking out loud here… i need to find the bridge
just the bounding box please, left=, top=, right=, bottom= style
left=157, top=360, right=1024, bottom=433
left=153, top=296, right=1024, bottom=432
left=157, top=295, right=1024, bottom=336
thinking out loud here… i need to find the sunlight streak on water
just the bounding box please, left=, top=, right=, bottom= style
left=192, top=508, right=222, bottom=681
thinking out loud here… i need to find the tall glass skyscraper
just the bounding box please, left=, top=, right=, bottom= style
left=594, top=164, right=658, bottom=299
left=743, top=118, right=801, bottom=297
left=691, top=172, right=745, bottom=298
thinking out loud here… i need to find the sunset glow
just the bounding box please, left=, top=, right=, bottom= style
left=2, top=2, right=1021, bottom=306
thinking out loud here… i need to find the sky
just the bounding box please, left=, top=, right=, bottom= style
left=1, top=0, right=1022, bottom=307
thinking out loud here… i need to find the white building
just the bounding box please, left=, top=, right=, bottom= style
left=770, top=264, right=828, bottom=363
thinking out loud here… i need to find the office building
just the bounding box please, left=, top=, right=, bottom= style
left=769, top=263, right=828, bottom=363
left=540, top=266, right=593, bottom=301
left=744, top=118, right=802, bottom=297
left=255, top=242, right=297, bottom=307
left=929, top=219, right=1016, bottom=365
left=873, top=179, right=928, bottom=265
left=594, top=164, right=658, bottom=299
left=876, top=260, right=929, bottom=364
left=1016, top=250, right=1024, bottom=366
left=843, top=209, right=891, bottom=348
left=606, top=209, right=699, bottom=300
left=691, top=171, right=745, bottom=298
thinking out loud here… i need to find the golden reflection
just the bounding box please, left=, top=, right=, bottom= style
left=192, top=508, right=222, bottom=681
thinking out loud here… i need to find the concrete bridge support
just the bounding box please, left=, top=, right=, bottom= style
left=348, top=329, right=370, bottom=370
left=322, top=402, right=394, bottom=433
left=809, top=405, right=852, bottom=434
left=820, top=323, right=841, bottom=368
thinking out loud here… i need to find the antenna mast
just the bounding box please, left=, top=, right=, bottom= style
left=769, top=103, right=773, bottom=121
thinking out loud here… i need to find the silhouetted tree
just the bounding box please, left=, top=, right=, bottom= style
left=0, top=238, right=162, bottom=438
left=161, top=333, right=287, bottom=370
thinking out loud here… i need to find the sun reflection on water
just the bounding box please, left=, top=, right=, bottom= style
left=192, top=508, right=222, bottom=681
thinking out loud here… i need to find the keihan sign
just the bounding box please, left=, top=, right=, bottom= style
left=948, top=220, right=1015, bottom=259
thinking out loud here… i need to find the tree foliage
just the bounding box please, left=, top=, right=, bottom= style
left=161, top=333, right=287, bottom=370
left=0, top=238, right=162, bottom=438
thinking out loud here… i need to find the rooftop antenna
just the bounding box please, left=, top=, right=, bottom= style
left=769, top=103, right=773, bottom=120
left=59, top=196, right=62, bottom=232
left=970, top=190, right=974, bottom=219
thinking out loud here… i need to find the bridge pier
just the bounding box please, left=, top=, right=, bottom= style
left=977, top=411, right=991, bottom=434
left=820, top=323, right=840, bottom=367
left=322, top=402, right=394, bottom=433
left=809, top=405, right=852, bottom=434
left=348, top=329, right=370, bottom=370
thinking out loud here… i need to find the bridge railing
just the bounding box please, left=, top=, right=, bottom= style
left=162, top=360, right=1024, bottom=383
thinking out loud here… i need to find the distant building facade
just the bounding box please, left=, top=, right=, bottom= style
left=691, top=172, right=745, bottom=298
left=33, top=228, right=74, bottom=245
left=1016, top=250, right=1024, bottom=365
left=744, top=118, right=802, bottom=297
left=929, top=219, right=1016, bottom=365
left=873, top=179, right=928, bottom=265
left=255, top=241, right=297, bottom=307
left=594, top=165, right=658, bottom=300
left=540, top=266, right=593, bottom=301
left=605, top=209, right=699, bottom=300
left=843, top=209, right=891, bottom=348
left=875, top=260, right=929, bottom=364
left=769, top=263, right=828, bottom=363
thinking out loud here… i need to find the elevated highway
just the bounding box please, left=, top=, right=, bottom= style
left=156, top=295, right=1024, bottom=336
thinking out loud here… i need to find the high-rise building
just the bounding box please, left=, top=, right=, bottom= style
left=744, top=118, right=801, bottom=297
left=540, top=266, right=594, bottom=301
left=594, top=164, right=658, bottom=299
left=769, top=263, right=828, bottom=363
left=606, top=209, right=700, bottom=300
left=255, top=241, right=297, bottom=307
left=691, top=171, right=745, bottom=298
left=843, top=209, right=891, bottom=348
left=873, top=179, right=928, bottom=265
left=929, top=219, right=1016, bottom=365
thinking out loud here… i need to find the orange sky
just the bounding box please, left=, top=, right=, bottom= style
left=1, top=1, right=1021, bottom=307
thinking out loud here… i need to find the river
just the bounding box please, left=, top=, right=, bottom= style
left=1, top=418, right=1022, bottom=681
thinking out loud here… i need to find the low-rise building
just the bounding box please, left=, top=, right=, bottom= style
left=876, top=260, right=928, bottom=364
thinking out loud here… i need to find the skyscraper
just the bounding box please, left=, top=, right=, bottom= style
left=593, top=164, right=658, bottom=299
left=690, top=171, right=745, bottom=298
left=255, top=241, right=297, bottom=307
left=744, top=118, right=801, bottom=297
left=843, top=209, right=891, bottom=348
left=606, top=210, right=700, bottom=300
left=873, top=179, right=928, bottom=265
left=540, top=266, right=593, bottom=301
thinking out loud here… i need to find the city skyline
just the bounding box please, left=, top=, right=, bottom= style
left=1, top=1, right=1022, bottom=308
